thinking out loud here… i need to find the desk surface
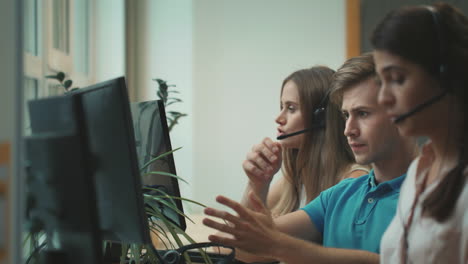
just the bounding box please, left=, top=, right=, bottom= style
left=151, top=214, right=234, bottom=262
left=151, top=214, right=225, bottom=248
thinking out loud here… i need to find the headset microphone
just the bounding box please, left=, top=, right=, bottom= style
left=393, top=91, right=447, bottom=124
left=276, top=128, right=309, bottom=140
left=276, top=106, right=326, bottom=140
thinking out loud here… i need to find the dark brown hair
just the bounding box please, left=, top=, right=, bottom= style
left=371, top=3, right=468, bottom=222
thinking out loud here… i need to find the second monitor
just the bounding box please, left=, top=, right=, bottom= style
left=130, top=100, right=186, bottom=231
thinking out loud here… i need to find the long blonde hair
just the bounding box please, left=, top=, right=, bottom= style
left=271, top=66, right=355, bottom=216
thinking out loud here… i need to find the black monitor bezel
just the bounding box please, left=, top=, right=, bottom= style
left=132, top=100, right=186, bottom=231
left=70, top=76, right=151, bottom=244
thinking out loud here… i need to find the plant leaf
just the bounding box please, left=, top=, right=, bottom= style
left=145, top=194, right=206, bottom=224
left=63, top=80, right=73, bottom=89
left=45, top=72, right=65, bottom=82
left=168, top=114, right=187, bottom=131
left=144, top=187, right=208, bottom=209
left=169, top=223, right=215, bottom=264
left=145, top=195, right=193, bottom=223
left=166, top=100, right=183, bottom=107
left=144, top=190, right=178, bottom=210
left=139, top=147, right=182, bottom=172
left=120, top=243, right=129, bottom=264
left=56, top=72, right=65, bottom=82
left=45, top=74, right=59, bottom=80
left=142, top=171, right=189, bottom=185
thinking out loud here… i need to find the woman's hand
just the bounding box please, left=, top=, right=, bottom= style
left=203, top=192, right=283, bottom=259
left=242, top=137, right=282, bottom=187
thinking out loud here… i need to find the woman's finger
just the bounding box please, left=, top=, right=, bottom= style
left=246, top=151, right=272, bottom=172
left=242, top=159, right=264, bottom=178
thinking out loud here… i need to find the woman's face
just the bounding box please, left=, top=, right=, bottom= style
left=275, top=80, right=305, bottom=149
left=374, top=50, right=444, bottom=137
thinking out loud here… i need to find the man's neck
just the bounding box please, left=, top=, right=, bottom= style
left=372, top=144, right=415, bottom=184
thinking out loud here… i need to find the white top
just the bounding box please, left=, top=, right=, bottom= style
left=380, top=144, right=468, bottom=264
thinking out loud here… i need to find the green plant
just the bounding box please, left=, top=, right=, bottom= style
left=24, top=148, right=211, bottom=264
left=45, top=71, right=79, bottom=93
left=154, top=79, right=187, bottom=132
left=45, top=74, right=187, bottom=133
left=114, top=147, right=213, bottom=264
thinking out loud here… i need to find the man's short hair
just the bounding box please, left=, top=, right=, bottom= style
left=330, top=52, right=376, bottom=105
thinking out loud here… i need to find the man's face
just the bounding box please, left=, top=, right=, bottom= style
left=341, top=77, right=402, bottom=165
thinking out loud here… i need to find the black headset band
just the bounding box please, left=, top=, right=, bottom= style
left=425, top=5, right=448, bottom=81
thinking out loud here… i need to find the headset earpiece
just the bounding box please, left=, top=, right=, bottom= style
left=312, top=106, right=326, bottom=128
left=311, top=88, right=331, bottom=129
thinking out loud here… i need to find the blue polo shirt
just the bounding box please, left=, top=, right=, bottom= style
left=301, top=170, right=405, bottom=253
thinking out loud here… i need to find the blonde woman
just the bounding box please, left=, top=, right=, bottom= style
left=241, top=66, right=369, bottom=216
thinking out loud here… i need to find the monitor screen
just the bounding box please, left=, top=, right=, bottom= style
left=71, top=76, right=151, bottom=244
left=26, top=95, right=102, bottom=264
left=130, top=100, right=186, bottom=231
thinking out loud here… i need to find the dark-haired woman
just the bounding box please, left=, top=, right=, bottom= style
left=373, top=3, right=467, bottom=263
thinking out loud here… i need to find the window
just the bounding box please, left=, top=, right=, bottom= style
left=23, top=0, right=94, bottom=129
left=24, top=0, right=94, bottom=100
left=23, top=77, right=39, bottom=135
left=52, top=0, right=70, bottom=54
left=73, top=0, right=90, bottom=75
left=24, top=0, right=40, bottom=56
left=23, top=0, right=42, bottom=135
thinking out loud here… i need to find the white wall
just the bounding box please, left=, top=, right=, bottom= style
left=136, top=0, right=346, bottom=212
left=191, top=0, right=346, bottom=211
left=144, top=0, right=195, bottom=205
left=95, top=0, right=126, bottom=82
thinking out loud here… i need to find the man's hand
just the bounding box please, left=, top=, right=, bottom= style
left=203, top=192, right=282, bottom=259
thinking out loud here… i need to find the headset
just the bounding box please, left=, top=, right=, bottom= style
left=310, top=91, right=328, bottom=129
left=276, top=90, right=329, bottom=140
left=393, top=5, right=449, bottom=124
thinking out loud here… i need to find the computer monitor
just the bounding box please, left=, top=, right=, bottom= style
left=70, top=76, right=151, bottom=244
left=26, top=95, right=102, bottom=264
left=25, top=77, right=233, bottom=264
left=130, top=100, right=186, bottom=231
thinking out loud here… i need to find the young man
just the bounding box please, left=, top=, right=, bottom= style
left=202, top=53, right=417, bottom=263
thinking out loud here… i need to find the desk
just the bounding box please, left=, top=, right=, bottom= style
left=151, top=214, right=222, bottom=248
left=150, top=214, right=235, bottom=263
